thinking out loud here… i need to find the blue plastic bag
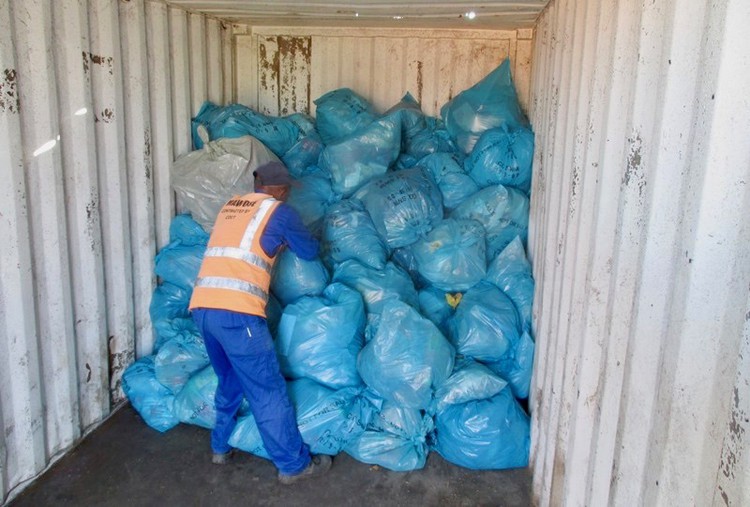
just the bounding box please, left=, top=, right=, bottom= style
left=282, top=113, right=323, bottom=177
left=192, top=101, right=300, bottom=157
left=411, top=219, right=487, bottom=292
left=434, top=379, right=529, bottom=470
left=150, top=282, right=190, bottom=321
left=418, top=286, right=459, bottom=336
left=389, top=247, right=429, bottom=289
left=122, top=356, right=179, bottom=432
left=440, top=58, right=529, bottom=154
left=345, top=401, right=434, bottom=472
left=173, top=365, right=251, bottom=430
left=270, top=249, right=330, bottom=306
left=333, top=260, right=418, bottom=316
left=169, top=214, right=210, bottom=246
left=450, top=184, right=529, bottom=260
left=320, top=115, right=402, bottom=197
left=266, top=293, right=283, bottom=336
left=384, top=92, right=427, bottom=144
left=275, top=283, right=366, bottom=389
left=227, top=412, right=271, bottom=459
left=486, top=331, right=535, bottom=399
left=154, top=241, right=205, bottom=292
left=448, top=282, right=522, bottom=362
left=357, top=300, right=455, bottom=409
left=433, top=359, right=507, bottom=412
left=290, top=380, right=380, bottom=455
left=465, top=124, right=535, bottom=193
left=190, top=101, right=220, bottom=149
left=229, top=380, right=379, bottom=457
left=149, top=282, right=193, bottom=353
left=354, top=168, right=444, bottom=249
left=322, top=199, right=388, bottom=270
left=153, top=316, right=195, bottom=352
left=286, top=173, right=338, bottom=235
left=485, top=236, right=534, bottom=333
left=313, top=88, right=377, bottom=144
left=173, top=365, right=219, bottom=429
left=219, top=114, right=298, bottom=157
left=285, top=112, right=318, bottom=137
left=417, top=153, right=479, bottom=210
left=405, top=116, right=460, bottom=160
left=394, top=152, right=420, bottom=171
left=283, top=134, right=324, bottom=179
left=154, top=326, right=210, bottom=394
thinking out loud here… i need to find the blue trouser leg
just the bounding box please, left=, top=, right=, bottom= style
left=192, top=308, right=311, bottom=475
left=196, top=314, right=245, bottom=454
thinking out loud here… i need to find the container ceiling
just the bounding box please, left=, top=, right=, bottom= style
left=163, top=1, right=549, bottom=29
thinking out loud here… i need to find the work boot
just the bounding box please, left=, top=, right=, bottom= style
left=278, top=455, right=332, bottom=485
left=212, top=450, right=234, bottom=465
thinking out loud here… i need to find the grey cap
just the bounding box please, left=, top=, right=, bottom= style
left=253, top=161, right=294, bottom=187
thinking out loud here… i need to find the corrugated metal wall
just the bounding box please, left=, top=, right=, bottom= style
left=232, top=26, right=534, bottom=119
left=0, top=0, right=230, bottom=502
left=528, top=0, right=750, bottom=505
left=5, top=0, right=748, bottom=504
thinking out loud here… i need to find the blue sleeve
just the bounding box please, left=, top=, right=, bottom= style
left=260, top=203, right=319, bottom=260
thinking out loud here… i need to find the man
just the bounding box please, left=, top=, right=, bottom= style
left=189, top=160, right=331, bottom=484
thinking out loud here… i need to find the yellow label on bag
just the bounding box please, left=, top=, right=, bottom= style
left=445, top=293, right=462, bottom=309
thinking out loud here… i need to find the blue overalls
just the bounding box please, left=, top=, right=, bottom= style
left=192, top=202, right=319, bottom=475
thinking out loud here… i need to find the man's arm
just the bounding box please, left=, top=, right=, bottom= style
left=260, top=203, right=319, bottom=260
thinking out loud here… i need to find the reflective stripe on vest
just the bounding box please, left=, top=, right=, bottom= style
left=202, top=246, right=272, bottom=272
left=240, top=198, right=277, bottom=250
left=193, top=276, right=269, bottom=302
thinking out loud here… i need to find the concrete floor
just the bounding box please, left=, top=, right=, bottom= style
left=10, top=405, right=532, bottom=507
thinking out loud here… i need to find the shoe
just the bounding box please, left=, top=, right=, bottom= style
left=278, top=455, right=332, bottom=485
left=212, top=450, right=234, bottom=465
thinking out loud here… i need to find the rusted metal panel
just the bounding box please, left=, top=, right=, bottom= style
left=11, top=0, right=79, bottom=490
left=244, top=26, right=530, bottom=118
left=169, top=6, right=192, bottom=159
left=529, top=0, right=750, bottom=505
left=513, top=29, right=533, bottom=114
left=715, top=317, right=750, bottom=506
left=188, top=12, right=208, bottom=116
left=89, top=0, right=135, bottom=407
left=256, top=35, right=312, bottom=116
left=146, top=1, right=175, bottom=251
left=234, top=33, right=256, bottom=108
left=221, top=20, right=233, bottom=103
left=119, top=0, right=156, bottom=360
left=257, top=36, right=311, bottom=116
left=371, top=36, right=405, bottom=108
left=277, top=36, right=311, bottom=115
left=1, top=0, right=230, bottom=502
left=257, top=35, right=279, bottom=115
left=206, top=18, right=223, bottom=104
left=309, top=35, right=342, bottom=107
left=53, top=0, right=109, bottom=436
left=0, top=1, right=45, bottom=501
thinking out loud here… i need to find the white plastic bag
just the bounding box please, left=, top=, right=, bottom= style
left=171, top=136, right=279, bottom=232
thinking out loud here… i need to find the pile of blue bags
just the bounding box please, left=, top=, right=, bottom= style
left=124, top=58, right=536, bottom=472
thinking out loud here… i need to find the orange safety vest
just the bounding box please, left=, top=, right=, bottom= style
left=189, top=193, right=281, bottom=317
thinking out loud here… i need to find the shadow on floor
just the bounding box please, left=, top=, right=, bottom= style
left=10, top=405, right=531, bottom=507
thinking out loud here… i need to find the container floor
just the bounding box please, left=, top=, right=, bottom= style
left=9, top=404, right=531, bottom=506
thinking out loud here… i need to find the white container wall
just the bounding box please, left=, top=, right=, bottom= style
left=528, top=0, right=750, bottom=505
left=3, top=0, right=749, bottom=504
left=231, top=26, right=533, bottom=118
left=0, top=0, right=231, bottom=502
